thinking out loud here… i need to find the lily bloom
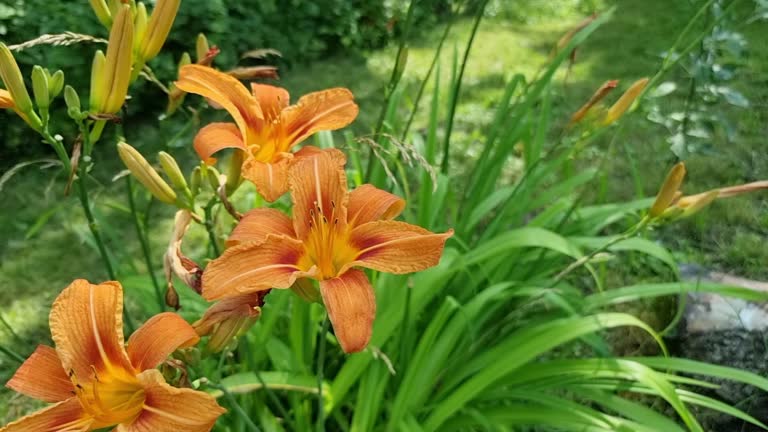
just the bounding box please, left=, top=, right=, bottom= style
left=174, top=64, right=359, bottom=202
left=2, top=280, right=224, bottom=432
left=202, top=149, right=453, bottom=353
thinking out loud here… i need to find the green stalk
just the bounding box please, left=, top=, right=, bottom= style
left=0, top=311, right=24, bottom=345
left=439, top=0, right=489, bottom=173
left=253, top=369, right=297, bottom=431
left=399, top=1, right=466, bottom=142
left=316, top=316, right=330, bottom=431
left=126, top=177, right=164, bottom=312
left=552, top=217, right=650, bottom=284
left=210, top=382, right=262, bottom=432
left=0, top=343, right=25, bottom=363
left=204, top=197, right=222, bottom=257
left=364, top=0, right=418, bottom=183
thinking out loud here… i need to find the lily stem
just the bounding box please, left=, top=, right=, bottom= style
left=127, top=177, right=165, bottom=312
left=204, top=197, right=222, bottom=257
left=552, top=217, right=649, bottom=284
left=42, top=130, right=135, bottom=334
left=316, top=315, right=330, bottom=432
left=210, top=382, right=261, bottom=432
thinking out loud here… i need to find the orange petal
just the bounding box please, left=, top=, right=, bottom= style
left=0, top=398, right=91, bottom=432
left=241, top=157, right=290, bottom=202
left=0, top=89, right=14, bottom=109
left=175, top=65, right=262, bottom=139
left=251, top=83, right=289, bottom=121
left=126, top=312, right=199, bottom=371
left=288, top=148, right=349, bottom=240
left=283, top=88, right=359, bottom=146
left=122, top=369, right=225, bottom=432
left=320, top=269, right=376, bottom=353
left=226, top=208, right=295, bottom=248
left=344, top=221, right=453, bottom=275
left=193, top=122, right=245, bottom=165
left=5, top=345, right=73, bottom=403
left=347, top=184, right=406, bottom=227
left=202, top=235, right=310, bottom=301
left=49, top=280, right=134, bottom=385
left=293, top=145, right=347, bottom=166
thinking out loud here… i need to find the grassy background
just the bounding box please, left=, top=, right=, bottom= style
left=1, top=0, right=767, bottom=421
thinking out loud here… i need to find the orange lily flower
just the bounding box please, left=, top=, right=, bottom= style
left=174, top=64, right=359, bottom=202
left=202, top=149, right=453, bottom=353
left=2, top=280, right=224, bottom=432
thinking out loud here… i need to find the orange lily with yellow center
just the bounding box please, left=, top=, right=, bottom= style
left=2, top=280, right=224, bottom=432
left=174, top=64, right=359, bottom=202
left=202, top=149, right=453, bottom=353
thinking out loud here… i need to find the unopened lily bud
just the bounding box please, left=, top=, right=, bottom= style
left=158, top=151, right=188, bottom=190
left=47, top=70, right=64, bottom=98
left=206, top=165, right=222, bottom=190
left=0, top=43, right=34, bottom=116
left=604, top=78, right=649, bottom=125
left=195, top=33, right=210, bottom=63
left=139, top=0, right=181, bottom=62
left=166, top=52, right=191, bottom=115
left=89, top=51, right=107, bottom=111
left=225, top=150, right=243, bottom=195
left=650, top=162, right=686, bottom=218
left=64, top=85, right=82, bottom=119
left=117, top=142, right=177, bottom=204
left=133, top=3, right=149, bottom=53
left=677, top=190, right=719, bottom=218
left=190, top=166, right=202, bottom=196
left=89, top=0, right=113, bottom=27
left=31, top=66, right=49, bottom=110
left=101, top=5, right=134, bottom=114
left=569, top=80, right=618, bottom=124
left=554, top=13, right=598, bottom=55
left=291, top=278, right=321, bottom=303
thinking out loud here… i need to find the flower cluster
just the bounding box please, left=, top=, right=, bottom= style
left=0, top=3, right=452, bottom=430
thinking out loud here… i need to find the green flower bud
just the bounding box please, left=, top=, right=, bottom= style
left=31, top=66, right=50, bottom=110
left=47, top=70, right=65, bottom=98
left=64, top=85, right=82, bottom=119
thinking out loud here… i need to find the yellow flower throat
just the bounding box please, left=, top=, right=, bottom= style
left=300, top=200, right=358, bottom=280
left=69, top=365, right=144, bottom=427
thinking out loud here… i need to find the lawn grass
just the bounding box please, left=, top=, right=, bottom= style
left=1, top=0, right=767, bottom=422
